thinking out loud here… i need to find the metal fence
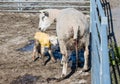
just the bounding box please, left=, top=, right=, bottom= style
left=101, top=0, right=120, bottom=83
left=0, top=0, right=90, bottom=14
left=90, top=0, right=111, bottom=84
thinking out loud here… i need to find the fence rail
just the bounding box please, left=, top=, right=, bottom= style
left=0, top=0, right=90, bottom=14
left=90, top=0, right=111, bottom=84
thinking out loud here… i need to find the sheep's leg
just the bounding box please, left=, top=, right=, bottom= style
left=48, top=49, right=56, bottom=63
left=32, top=40, right=40, bottom=61
left=83, top=45, right=89, bottom=71
left=59, top=40, right=68, bottom=77
left=61, top=55, right=65, bottom=65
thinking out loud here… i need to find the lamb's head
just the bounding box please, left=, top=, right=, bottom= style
left=38, top=10, right=54, bottom=32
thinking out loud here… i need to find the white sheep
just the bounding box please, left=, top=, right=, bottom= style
left=38, top=8, right=89, bottom=78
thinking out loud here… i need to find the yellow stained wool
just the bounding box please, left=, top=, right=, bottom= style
left=34, top=32, right=51, bottom=47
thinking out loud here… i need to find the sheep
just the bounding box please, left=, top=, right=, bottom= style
left=32, top=32, right=58, bottom=65
left=38, top=8, right=90, bottom=78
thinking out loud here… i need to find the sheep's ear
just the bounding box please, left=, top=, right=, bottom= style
left=39, top=10, right=42, bottom=13
left=43, top=11, right=49, bottom=17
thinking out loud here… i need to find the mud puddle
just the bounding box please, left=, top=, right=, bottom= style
left=10, top=74, right=44, bottom=84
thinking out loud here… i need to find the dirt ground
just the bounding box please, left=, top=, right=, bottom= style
left=111, top=0, right=120, bottom=47
left=109, top=0, right=120, bottom=8
left=0, top=13, right=91, bottom=84
left=1, top=0, right=119, bottom=83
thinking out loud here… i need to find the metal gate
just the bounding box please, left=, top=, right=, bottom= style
left=101, top=0, right=120, bottom=84
left=90, top=0, right=111, bottom=84
left=0, top=0, right=90, bottom=14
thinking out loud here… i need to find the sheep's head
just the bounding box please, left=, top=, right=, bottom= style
left=38, top=10, right=54, bottom=32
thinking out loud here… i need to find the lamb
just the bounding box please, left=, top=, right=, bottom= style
left=38, top=8, right=90, bottom=78
left=32, top=32, right=58, bottom=65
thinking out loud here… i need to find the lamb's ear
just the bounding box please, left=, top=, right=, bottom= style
left=43, top=11, right=49, bottom=17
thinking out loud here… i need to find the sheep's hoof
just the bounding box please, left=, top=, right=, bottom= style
left=61, top=74, right=65, bottom=77
left=41, top=62, right=46, bottom=66
left=60, top=63, right=63, bottom=67
left=33, top=57, right=39, bottom=62
left=52, top=60, right=57, bottom=63
left=82, top=67, right=90, bottom=72
left=51, top=58, right=57, bottom=63
left=56, top=76, right=65, bottom=82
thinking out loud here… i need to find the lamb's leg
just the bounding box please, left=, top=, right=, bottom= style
left=48, top=49, right=56, bottom=63
left=83, top=45, right=89, bottom=71
left=32, top=40, right=40, bottom=61
left=41, top=47, right=45, bottom=65
left=59, top=40, right=68, bottom=77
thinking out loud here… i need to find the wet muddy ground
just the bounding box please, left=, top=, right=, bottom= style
left=0, top=13, right=91, bottom=84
